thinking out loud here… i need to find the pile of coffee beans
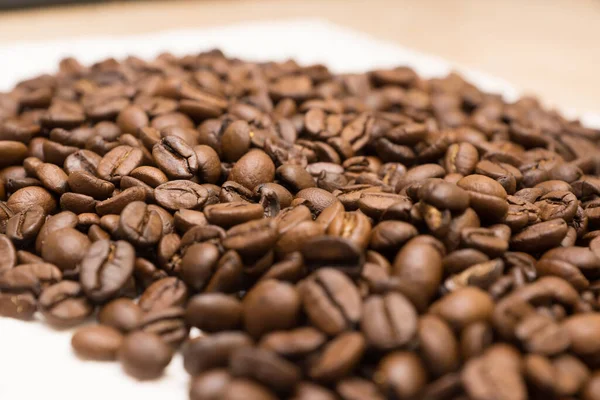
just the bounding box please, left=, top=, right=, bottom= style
left=1, top=50, right=600, bottom=400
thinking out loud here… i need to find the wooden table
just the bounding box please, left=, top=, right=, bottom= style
left=1, top=0, right=598, bottom=115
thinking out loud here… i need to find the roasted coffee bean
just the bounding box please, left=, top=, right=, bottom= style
left=243, top=279, right=300, bottom=338
left=375, top=351, right=428, bottom=399
left=361, top=292, right=417, bottom=350
left=137, top=306, right=189, bottom=346
left=96, top=145, right=143, bottom=183
left=204, top=201, right=264, bottom=228
left=41, top=227, right=91, bottom=274
left=5, top=205, right=45, bottom=245
left=153, top=135, right=198, bottom=179
left=39, top=281, right=94, bottom=327
left=510, top=218, right=569, bottom=253
left=228, top=149, right=275, bottom=190
left=462, top=344, right=527, bottom=400
left=183, top=331, right=254, bottom=375
left=71, top=325, right=124, bottom=361
left=185, top=293, right=242, bottom=333
left=229, top=346, right=301, bottom=393
left=222, top=218, right=278, bottom=261
left=118, top=331, right=173, bottom=380
left=0, top=291, right=37, bottom=320
left=418, top=314, right=460, bottom=377
left=457, top=174, right=508, bottom=221
left=298, top=268, right=362, bottom=335
left=67, top=171, right=115, bottom=200
left=154, top=180, right=209, bottom=210
left=0, top=234, right=17, bottom=272
left=309, top=332, right=366, bottom=382
left=138, top=276, right=189, bottom=313
left=7, top=186, right=56, bottom=214
left=118, top=201, right=163, bottom=247
left=0, top=262, right=62, bottom=295
left=79, top=240, right=135, bottom=303
left=98, top=298, right=143, bottom=332
left=430, top=286, right=495, bottom=330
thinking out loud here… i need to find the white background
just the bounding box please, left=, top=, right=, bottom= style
left=0, top=19, right=599, bottom=399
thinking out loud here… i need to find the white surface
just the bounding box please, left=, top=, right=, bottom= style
left=0, top=19, right=599, bottom=400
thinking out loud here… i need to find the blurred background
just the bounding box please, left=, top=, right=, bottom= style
left=0, top=0, right=599, bottom=114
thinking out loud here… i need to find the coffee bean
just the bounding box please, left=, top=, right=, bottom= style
left=0, top=262, right=62, bottom=295
left=457, top=174, right=508, bottom=221
left=309, top=332, right=365, bottom=382
left=98, top=298, right=143, bottom=332
left=71, top=325, right=124, bottom=360
left=96, top=145, right=143, bottom=183
left=204, top=201, right=264, bottom=228
left=222, top=379, right=277, bottom=400
left=118, top=331, right=173, bottom=380
left=430, top=287, right=495, bottom=330
left=138, top=306, right=189, bottom=346
left=299, top=268, right=362, bottom=335
left=228, top=149, right=275, bottom=190
left=183, top=331, right=254, bottom=375
left=375, top=352, right=428, bottom=399
left=116, top=105, right=148, bottom=134
left=185, top=293, right=242, bottom=333
left=0, top=290, right=36, bottom=320
left=462, top=344, right=527, bottom=400
left=138, top=276, right=188, bottom=313
left=154, top=180, right=209, bottom=210
left=80, top=240, right=135, bottom=303
left=39, top=227, right=90, bottom=274
left=243, top=279, right=300, bottom=338
left=510, top=218, right=568, bottom=253
left=118, top=201, right=163, bottom=247
left=417, top=315, right=460, bottom=377
left=39, top=281, right=94, bottom=327
left=361, top=292, right=417, bottom=350
left=229, top=346, right=301, bottom=393
left=67, top=171, right=115, bottom=200
left=95, top=186, right=146, bottom=215
left=221, top=120, right=251, bottom=162
left=5, top=205, right=45, bottom=245
left=7, top=186, right=56, bottom=214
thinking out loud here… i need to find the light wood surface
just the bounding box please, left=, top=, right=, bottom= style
left=0, top=0, right=599, bottom=115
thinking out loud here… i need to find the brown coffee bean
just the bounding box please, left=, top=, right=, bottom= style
left=229, top=346, right=301, bottom=393
left=98, top=298, right=143, bottom=332
left=183, top=331, right=254, bottom=375
left=95, top=186, right=146, bottom=215
left=71, top=325, right=124, bottom=361
left=67, top=171, right=115, bottom=200
left=186, top=293, right=242, bottom=333
left=39, top=281, right=94, bottom=327
left=457, top=174, right=508, bottom=221
left=418, top=315, right=460, bottom=377
left=309, top=332, right=366, bottom=382
left=137, top=306, right=189, bottom=346
left=221, top=120, right=251, bottom=162
left=154, top=180, right=209, bottom=210
left=228, top=149, right=275, bottom=190
left=41, top=227, right=91, bottom=273
left=299, top=268, right=362, bottom=335
left=80, top=240, right=135, bottom=303
left=118, top=201, right=163, bottom=247
left=7, top=186, right=56, bottom=214
left=0, top=291, right=37, bottom=320
left=96, top=145, right=143, bottom=183
left=375, top=352, right=428, bottom=399
left=361, top=292, right=417, bottom=350
left=243, top=279, right=300, bottom=338
left=204, top=202, right=264, bottom=228
left=118, top=331, right=173, bottom=380
left=116, top=105, right=149, bottom=134
left=0, top=234, right=17, bottom=273
left=5, top=205, right=45, bottom=245
left=430, top=287, right=495, bottom=330
left=138, top=276, right=189, bottom=313
left=462, top=344, right=527, bottom=400
left=510, top=219, right=568, bottom=253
